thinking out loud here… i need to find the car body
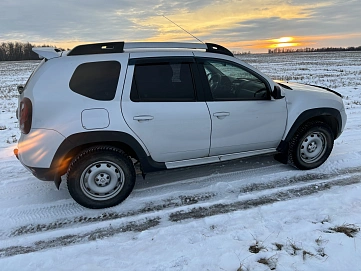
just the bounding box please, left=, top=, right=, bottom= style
left=15, top=42, right=347, bottom=208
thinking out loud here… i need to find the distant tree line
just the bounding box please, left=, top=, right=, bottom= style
left=268, top=46, right=361, bottom=54
left=233, top=51, right=251, bottom=55
left=0, top=42, right=65, bottom=61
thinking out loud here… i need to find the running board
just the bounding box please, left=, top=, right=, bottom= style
left=165, top=148, right=276, bottom=169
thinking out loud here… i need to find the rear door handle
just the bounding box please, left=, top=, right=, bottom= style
left=213, top=112, right=230, bottom=119
left=133, top=115, right=154, bottom=122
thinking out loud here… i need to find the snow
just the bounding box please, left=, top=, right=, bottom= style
left=1, top=52, right=361, bottom=270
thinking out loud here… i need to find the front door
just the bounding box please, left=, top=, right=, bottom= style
left=198, top=58, right=287, bottom=156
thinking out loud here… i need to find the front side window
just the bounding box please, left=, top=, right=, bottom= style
left=130, top=62, right=195, bottom=102
left=201, top=60, right=269, bottom=100
left=69, top=61, right=121, bottom=101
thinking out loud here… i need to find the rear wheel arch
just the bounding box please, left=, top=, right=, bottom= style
left=67, top=146, right=136, bottom=208
left=50, top=131, right=165, bottom=179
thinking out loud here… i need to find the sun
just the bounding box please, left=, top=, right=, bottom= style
left=278, top=37, right=293, bottom=43
left=271, top=37, right=294, bottom=43
left=269, top=37, right=301, bottom=49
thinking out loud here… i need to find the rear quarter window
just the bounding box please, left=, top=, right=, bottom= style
left=69, top=61, right=121, bottom=101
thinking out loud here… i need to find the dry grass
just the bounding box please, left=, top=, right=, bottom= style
left=329, top=224, right=360, bottom=238
left=273, top=242, right=283, bottom=251
left=249, top=241, right=266, bottom=254
left=302, top=250, right=315, bottom=261
left=315, top=236, right=328, bottom=246
left=257, top=255, right=277, bottom=270
left=317, top=247, right=327, bottom=258
left=236, top=264, right=250, bottom=271
left=287, top=240, right=302, bottom=256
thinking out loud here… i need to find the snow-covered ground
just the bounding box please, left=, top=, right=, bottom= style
left=0, top=52, right=361, bottom=271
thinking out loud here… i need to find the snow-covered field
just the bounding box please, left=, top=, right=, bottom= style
left=1, top=52, right=361, bottom=271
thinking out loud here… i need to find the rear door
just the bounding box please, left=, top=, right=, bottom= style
left=122, top=55, right=211, bottom=162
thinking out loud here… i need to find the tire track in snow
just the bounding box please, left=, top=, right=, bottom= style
left=169, top=176, right=361, bottom=222
left=0, top=218, right=161, bottom=258
left=1, top=171, right=360, bottom=258
left=3, top=166, right=361, bottom=240
left=0, top=163, right=286, bottom=231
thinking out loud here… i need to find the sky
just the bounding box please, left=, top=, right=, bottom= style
left=0, top=0, right=360, bottom=53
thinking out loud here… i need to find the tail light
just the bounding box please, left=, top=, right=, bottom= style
left=19, top=97, right=32, bottom=134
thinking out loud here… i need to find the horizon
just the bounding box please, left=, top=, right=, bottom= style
left=1, top=1, right=360, bottom=53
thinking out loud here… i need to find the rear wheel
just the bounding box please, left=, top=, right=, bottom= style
left=288, top=121, right=334, bottom=170
left=67, top=146, right=136, bottom=209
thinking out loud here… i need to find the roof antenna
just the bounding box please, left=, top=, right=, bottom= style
left=162, top=15, right=204, bottom=44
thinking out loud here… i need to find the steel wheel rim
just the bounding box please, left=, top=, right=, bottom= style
left=299, top=131, right=327, bottom=163
left=80, top=161, right=125, bottom=201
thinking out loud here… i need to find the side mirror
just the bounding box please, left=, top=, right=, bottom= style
left=272, top=85, right=284, bottom=99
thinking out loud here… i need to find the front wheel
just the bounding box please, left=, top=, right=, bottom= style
left=67, top=146, right=136, bottom=209
left=288, top=121, right=334, bottom=170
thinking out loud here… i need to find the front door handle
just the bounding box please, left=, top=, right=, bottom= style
left=213, top=112, right=230, bottom=119
left=133, top=115, right=154, bottom=122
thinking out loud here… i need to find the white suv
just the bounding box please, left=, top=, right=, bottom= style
left=15, top=42, right=347, bottom=209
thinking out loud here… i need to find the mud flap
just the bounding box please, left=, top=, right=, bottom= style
left=54, top=174, right=62, bottom=190
left=274, top=153, right=288, bottom=164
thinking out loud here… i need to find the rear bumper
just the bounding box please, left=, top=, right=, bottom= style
left=24, top=166, right=55, bottom=182
left=14, top=147, right=61, bottom=187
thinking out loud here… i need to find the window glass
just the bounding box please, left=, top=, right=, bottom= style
left=202, top=60, right=268, bottom=100
left=131, top=62, right=195, bottom=102
left=69, top=61, right=121, bottom=101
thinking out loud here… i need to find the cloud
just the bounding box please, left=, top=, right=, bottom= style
left=0, top=0, right=360, bottom=52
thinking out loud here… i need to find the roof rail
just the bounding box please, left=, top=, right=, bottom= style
left=124, top=42, right=207, bottom=50
left=67, top=42, right=124, bottom=56
left=205, top=43, right=233, bottom=56
left=67, top=41, right=233, bottom=57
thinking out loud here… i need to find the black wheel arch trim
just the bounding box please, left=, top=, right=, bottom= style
left=50, top=131, right=166, bottom=180
left=277, top=107, right=342, bottom=153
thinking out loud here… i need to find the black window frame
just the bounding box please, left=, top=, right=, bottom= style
left=196, top=57, right=272, bottom=102
left=129, top=57, right=205, bottom=102
left=69, top=61, right=121, bottom=101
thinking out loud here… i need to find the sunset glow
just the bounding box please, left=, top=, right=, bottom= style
left=1, top=1, right=360, bottom=53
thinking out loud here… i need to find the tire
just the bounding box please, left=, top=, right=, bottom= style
left=288, top=121, right=334, bottom=170
left=67, top=146, right=136, bottom=209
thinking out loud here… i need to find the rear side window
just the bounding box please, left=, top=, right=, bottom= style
left=69, top=61, right=121, bottom=101
left=130, top=62, right=195, bottom=102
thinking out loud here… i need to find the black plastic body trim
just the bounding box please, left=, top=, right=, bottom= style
left=21, top=164, right=55, bottom=182
left=50, top=131, right=166, bottom=179
left=68, top=42, right=234, bottom=57
left=277, top=108, right=342, bottom=153
left=68, top=42, right=125, bottom=56
left=205, top=43, right=234, bottom=56
left=19, top=129, right=168, bottom=184
left=305, top=84, right=343, bottom=97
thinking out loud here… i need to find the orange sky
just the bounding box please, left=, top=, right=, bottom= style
left=1, top=0, right=360, bottom=53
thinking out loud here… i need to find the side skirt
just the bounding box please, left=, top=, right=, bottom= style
left=165, top=148, right=276, bottom=169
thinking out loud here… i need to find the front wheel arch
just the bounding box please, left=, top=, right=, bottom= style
left=288, top=121, right=334, bottom=170
left=277, top=108, right=341, bottom=155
